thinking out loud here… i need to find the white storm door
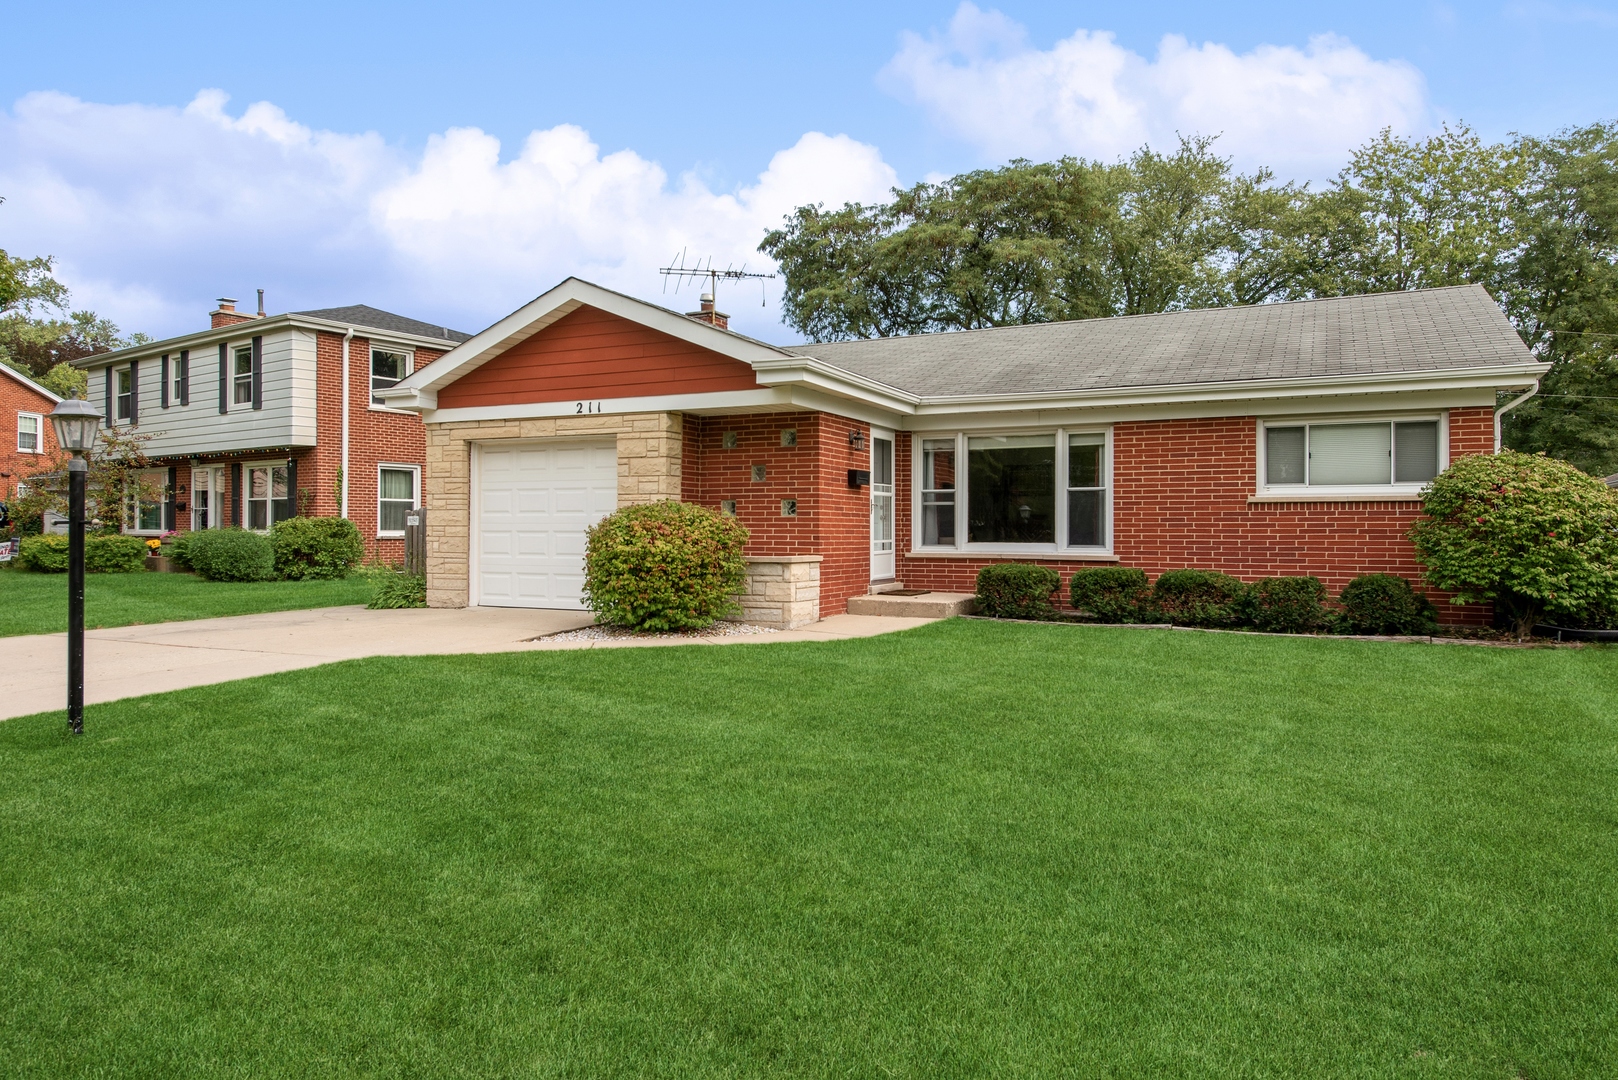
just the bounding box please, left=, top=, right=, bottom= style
left=477, top=440, right=618, bottom=609
left=870, top=429, right=895, bottom=581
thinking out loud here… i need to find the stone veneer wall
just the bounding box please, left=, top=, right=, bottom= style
left=423, top=411, right=683, bottom=608
left=732, top=555, right=822, bottom=629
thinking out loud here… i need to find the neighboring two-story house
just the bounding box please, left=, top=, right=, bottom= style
left=75, top=296, right=470, bottom=558
left=2, top=363, right=63, bottom=504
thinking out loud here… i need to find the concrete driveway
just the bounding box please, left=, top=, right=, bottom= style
left=0, top=606, right=938, bottom=721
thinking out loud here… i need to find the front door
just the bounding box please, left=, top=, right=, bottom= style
left=870, top=429, right=895, bottom=581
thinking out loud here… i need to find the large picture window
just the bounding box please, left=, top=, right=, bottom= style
left=378, top=465, right=419, bottom=537
left=1264, top=419, right=1442, bottom=489
left=916, top=429, right=1109, bottom=553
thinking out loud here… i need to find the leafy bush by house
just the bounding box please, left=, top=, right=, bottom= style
left=583, top=501, right=750, bottom=632
left=976, top=563, right=1062, bottom=619
left=272, top=516, right=363, bottom=580
left=16, top=534, right=148, bottom=573
left=186, top=528, right=275, bottom=582
left=1409, top=450, right=1618, bottom=638
left=1336, top=575, right=1440, bottom=635
left=367, top=571, right=427, bottom=609
left=1068, top=566, right=1152, bottom=622
left=1240, top=576, right=1326, bottom=634
left=167, top=532, right=195, bottom=570
left=1151, top=569, right=1248, bottom=628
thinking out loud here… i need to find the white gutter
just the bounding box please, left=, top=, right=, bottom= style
left=340, top=327, right=354, bottom=518
left=1494, top=382, right=1540, bottom=451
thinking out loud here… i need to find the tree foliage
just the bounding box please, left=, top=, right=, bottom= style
left=1, top=239, right=148, bottom=385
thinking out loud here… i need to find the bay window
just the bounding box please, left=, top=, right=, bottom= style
left=915, top=429, right=1110, bottom=553
left=1263, top=418, right=1443, bottom=490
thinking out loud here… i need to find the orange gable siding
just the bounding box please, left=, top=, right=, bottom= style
left=435, top=306, right=761, bottom=409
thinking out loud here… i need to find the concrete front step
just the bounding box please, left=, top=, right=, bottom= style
left=845, top=591, right=978, bottom=618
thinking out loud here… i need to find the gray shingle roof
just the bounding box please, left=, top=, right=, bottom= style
left=782, top=285, right=1535, bottom=398
left=295, top=304, right=471, bottom=344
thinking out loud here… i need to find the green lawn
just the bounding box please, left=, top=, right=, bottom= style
left=0, top=566, right=375, bottom=636
left=1, top=622, right=1614, bottom=1078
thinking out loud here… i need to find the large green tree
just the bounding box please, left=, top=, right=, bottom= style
left=0, top=244, right=145, bottom=393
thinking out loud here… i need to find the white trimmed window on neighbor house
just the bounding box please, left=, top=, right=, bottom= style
left=17, top=411, right=42, bottom=453
left=371, top=348, right=411, bottom=406
left=232, top=347, right=254, bottom=406
left=124, top=468, right=167, bottom=534
left=116, top=368, right=133, bottom=421
left=246, top=463, right=290, bottom=531
left=378, top=465, right=419, bottom=537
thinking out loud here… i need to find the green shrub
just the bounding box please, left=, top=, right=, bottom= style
left=976, top=563, right=1062, bottom=619
left=583, top=501, right=750, bottom=632
left=272, top=516, right=363, bottom=580
left=367, top=571, right=426, bottom=609
left=1069, top=566, right=1152, bottom=622
left=1410, top=450, right=1618, bottom=638
left=187, top=528, right=275, bottom=582
left=16, top=534, right=148, bottom=573
left=1337, top=574, right=1439, bottom=635
left=1152, top=569, right=1248, bottom=628
left=1241, top=576, right=1326, bottom=634
left=167, top=532, right=195, bottom=570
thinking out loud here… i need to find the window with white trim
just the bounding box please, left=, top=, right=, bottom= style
left=378, top=465, right=419, bottom=537
left=124, top=468, right=167, bottom=533
left=233, top=346, right=254, bottom=405
left=914, top=428, right=1111, bottom=553
left=246, top=464, right=290, bottom=531
left=371, top=349, right=411, bottom=406
left=17, top=412, right=42, bottom=453
left=1262, top=418, right=1443, bottom=491
left=116, top=368, right=134, bottom=420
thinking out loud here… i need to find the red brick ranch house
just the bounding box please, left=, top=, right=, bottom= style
left=377, top=278, right=1547, bottom=627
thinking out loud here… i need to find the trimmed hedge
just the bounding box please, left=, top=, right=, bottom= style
left=1241, top=576, right=1327, bottom=634
left=976, top=563, right=1062, bottom=619
left=187, top=528, right=276, bottom=582
left=16, top=534, right=148, bottom=573
left=1337, top=574, right=1439, bottom=635
left=583, top=501, right=750, bottom=632
left=1068, top=566, right=1152, bottom=622
left=272, top=516, right=363, bottom=580
left=1152, top=569, right=1247, bottom=628
left=368, top=571, right=427, bottom=609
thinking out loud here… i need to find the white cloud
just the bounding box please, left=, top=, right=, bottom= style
left=881, top=3, right=1431, bottom=179
left=0, top=91, right=897, bottom=341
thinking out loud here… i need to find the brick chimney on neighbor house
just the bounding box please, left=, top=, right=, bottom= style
left=210, top=297, right=258, bottom=329
left=685, top=291, right=728, bottom=330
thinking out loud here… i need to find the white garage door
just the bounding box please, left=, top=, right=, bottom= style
left=476, top=440, right=618, bottom=609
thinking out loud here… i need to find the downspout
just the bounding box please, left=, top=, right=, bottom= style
left=1494, top=382, right=1540, bottom=452
left=340, top=327, right=354, bottom=518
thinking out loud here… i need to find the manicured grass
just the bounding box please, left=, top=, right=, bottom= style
left=0, top=566, right=375, bottom=636
left=1, top=622, right=1614, bottom=1077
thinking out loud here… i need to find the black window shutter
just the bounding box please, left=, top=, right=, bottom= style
left=160, top=354, right=170, bottom=408
left=251, top=336, right=263, bottom=410
left=218, top=343, right=228, bottom=414
left=231, top=463, right=242, bottom=526
left=129, top=361, right=139, bottom=425
left=104, top=367, right=113, bottom=427
left=285, top=457, right=298, bottom=521
left=179, top=350, right=190, bottom=405
left=165, top=466, right=178, bottom=531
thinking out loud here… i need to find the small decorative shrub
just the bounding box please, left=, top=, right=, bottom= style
left=272, top=516, right=363, bottom=580
left=583, top=501, right=750, bottom=632
left=168, top=532, right=195, bottom=570
left=368, top=571, right=427, bottom=609
left=1241, top=576, right=1326, bottom=634
left=976, top=563, right=1062, bottom=619
left=1337, top=574, right=1439, bottom=635
left=1151, top=569, right=1248, bottom=628
left=16, top=534, right=148, bottom=573
left=1069, top=566, right=1152, bottom=622
left=187, top=528, right=276, bottom=582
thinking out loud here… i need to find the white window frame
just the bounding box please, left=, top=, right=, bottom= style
left=116, top=367, right=134, bottom=420
left=1256, top=412, right=1448, bottom=498
left=369, top=346, right=415, bottom=411
left=909, top=426, right=1114, bottom=556
left=376, top=463, right=420, bottom=538
left=191, top=466, right=220, bottom=532
left=123, top=467, right=168, bottom=536
left=243, top=460, right=291, bottom=533
left=17, top=411, right=43, bottom=454
left=232, top=346, right=254, bottom=406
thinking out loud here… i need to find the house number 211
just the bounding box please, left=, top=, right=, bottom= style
left=575, top=401, right=602, bottom=414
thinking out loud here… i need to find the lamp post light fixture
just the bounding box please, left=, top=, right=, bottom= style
left=49, top=397, right=103, bottom=736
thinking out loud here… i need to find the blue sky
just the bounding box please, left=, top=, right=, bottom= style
left=3, top=1, right=1616, bottom=342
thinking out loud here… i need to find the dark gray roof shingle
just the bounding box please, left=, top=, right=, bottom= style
left=295, top=304, right=471, bottom=344
left=782, top=285, right=1534, bottom=398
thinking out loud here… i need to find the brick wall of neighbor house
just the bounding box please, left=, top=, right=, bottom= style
left=895, top=406, right=1499, bottom=625
left=422, top=412, right=683, bottom=608
left=1, top=374, right=61, bottom=500
left=681, top=411, right=873, bottom=617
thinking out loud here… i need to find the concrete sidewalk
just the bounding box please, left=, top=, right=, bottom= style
left=0, top=606, right=939, bottom=721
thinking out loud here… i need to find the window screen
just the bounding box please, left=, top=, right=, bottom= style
left=921, top=438, right=956, bottom=546
left=1068, top=433, right=1105, bottom=547
left=1266, top=426, right=1306, bottom=484
left=1394, top=421, right=1440, bottom=483
left=1307, top=423, right=1393, bottom=485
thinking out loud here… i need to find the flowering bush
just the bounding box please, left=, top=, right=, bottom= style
left=1409, top=451, right=1618, bottom=638
left=583, top=501, right=750, bottom=631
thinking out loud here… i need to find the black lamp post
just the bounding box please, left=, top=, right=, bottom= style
left=49, top=398, right=102, bottom=736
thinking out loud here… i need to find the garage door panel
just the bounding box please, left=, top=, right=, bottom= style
left=478, top=439, right=617, bottom=610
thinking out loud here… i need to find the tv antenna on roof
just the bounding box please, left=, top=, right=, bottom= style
left=659, top=249, right=776, bottom=307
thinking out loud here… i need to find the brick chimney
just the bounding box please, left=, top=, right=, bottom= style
left=210, top=297, right=256, bottom=329
left=685, top=291, right=729, bottom=330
